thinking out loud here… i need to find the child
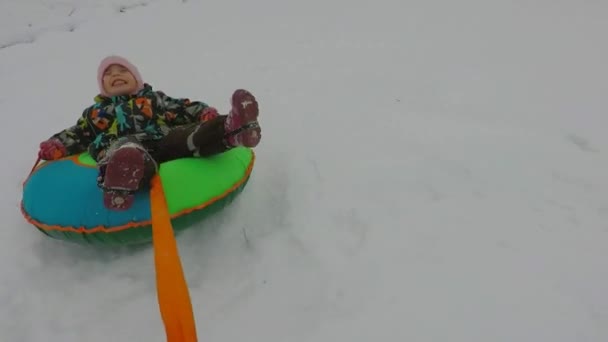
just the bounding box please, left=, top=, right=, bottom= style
left=38, top=55, right=261, bottom=210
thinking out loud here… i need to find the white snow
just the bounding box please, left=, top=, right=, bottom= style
left=1, top=0, right=608, bottom=341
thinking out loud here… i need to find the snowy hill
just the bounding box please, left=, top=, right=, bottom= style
left=1, top=0, right=607, bottom=341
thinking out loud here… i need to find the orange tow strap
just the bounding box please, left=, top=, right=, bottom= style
left=150, top=175, right=198, bottom=342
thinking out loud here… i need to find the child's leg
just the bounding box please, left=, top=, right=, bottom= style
left=98, top=137, right=158, bottom=210
left=151, top=117, right=231, bottom=164
left=150, top=88, right=261, bottom=164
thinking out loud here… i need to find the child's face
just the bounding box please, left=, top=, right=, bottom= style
left=102, top=64, right=138, bottom=96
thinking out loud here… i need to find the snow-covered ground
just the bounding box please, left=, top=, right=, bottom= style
left=1, top=0, right=608, bottom=341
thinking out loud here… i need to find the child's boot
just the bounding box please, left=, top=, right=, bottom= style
left=100, top=143, right=149, bottom=210
left=224, top=89, right=261, bottom=147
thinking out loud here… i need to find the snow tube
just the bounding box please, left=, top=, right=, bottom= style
left=20, top=147, right=255, bottom=245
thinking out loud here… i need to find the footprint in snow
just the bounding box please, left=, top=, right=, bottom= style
left=565, top=134, right=599, bottom=153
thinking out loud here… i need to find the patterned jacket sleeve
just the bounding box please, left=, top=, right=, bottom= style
left=50, top=108, right=95, bottom=156
left=156, top=91, right=211, bottom=126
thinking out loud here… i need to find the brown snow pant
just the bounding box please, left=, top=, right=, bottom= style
left=150, top=115, right=231, bottom=164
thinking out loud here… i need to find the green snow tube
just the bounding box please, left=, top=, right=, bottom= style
left=20, top=147, right=255, bottom=246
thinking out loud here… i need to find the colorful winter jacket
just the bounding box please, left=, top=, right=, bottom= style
left=50, top=83, right=211, bottom=161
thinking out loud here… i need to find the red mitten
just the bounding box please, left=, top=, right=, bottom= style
left=38, top=139, right=67, bottom=160
left=199, top=107, right=219, bottom=122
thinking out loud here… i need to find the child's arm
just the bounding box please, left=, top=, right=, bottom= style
left=156, top=91, right=218, bottom=125
left=42, top=109, right=95, bottom=159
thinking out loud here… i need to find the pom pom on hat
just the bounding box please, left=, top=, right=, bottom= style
left=97, top=55, right=144, bottom=96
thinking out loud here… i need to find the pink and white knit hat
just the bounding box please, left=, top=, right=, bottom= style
left=97, top=55, right=144, bottom=96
